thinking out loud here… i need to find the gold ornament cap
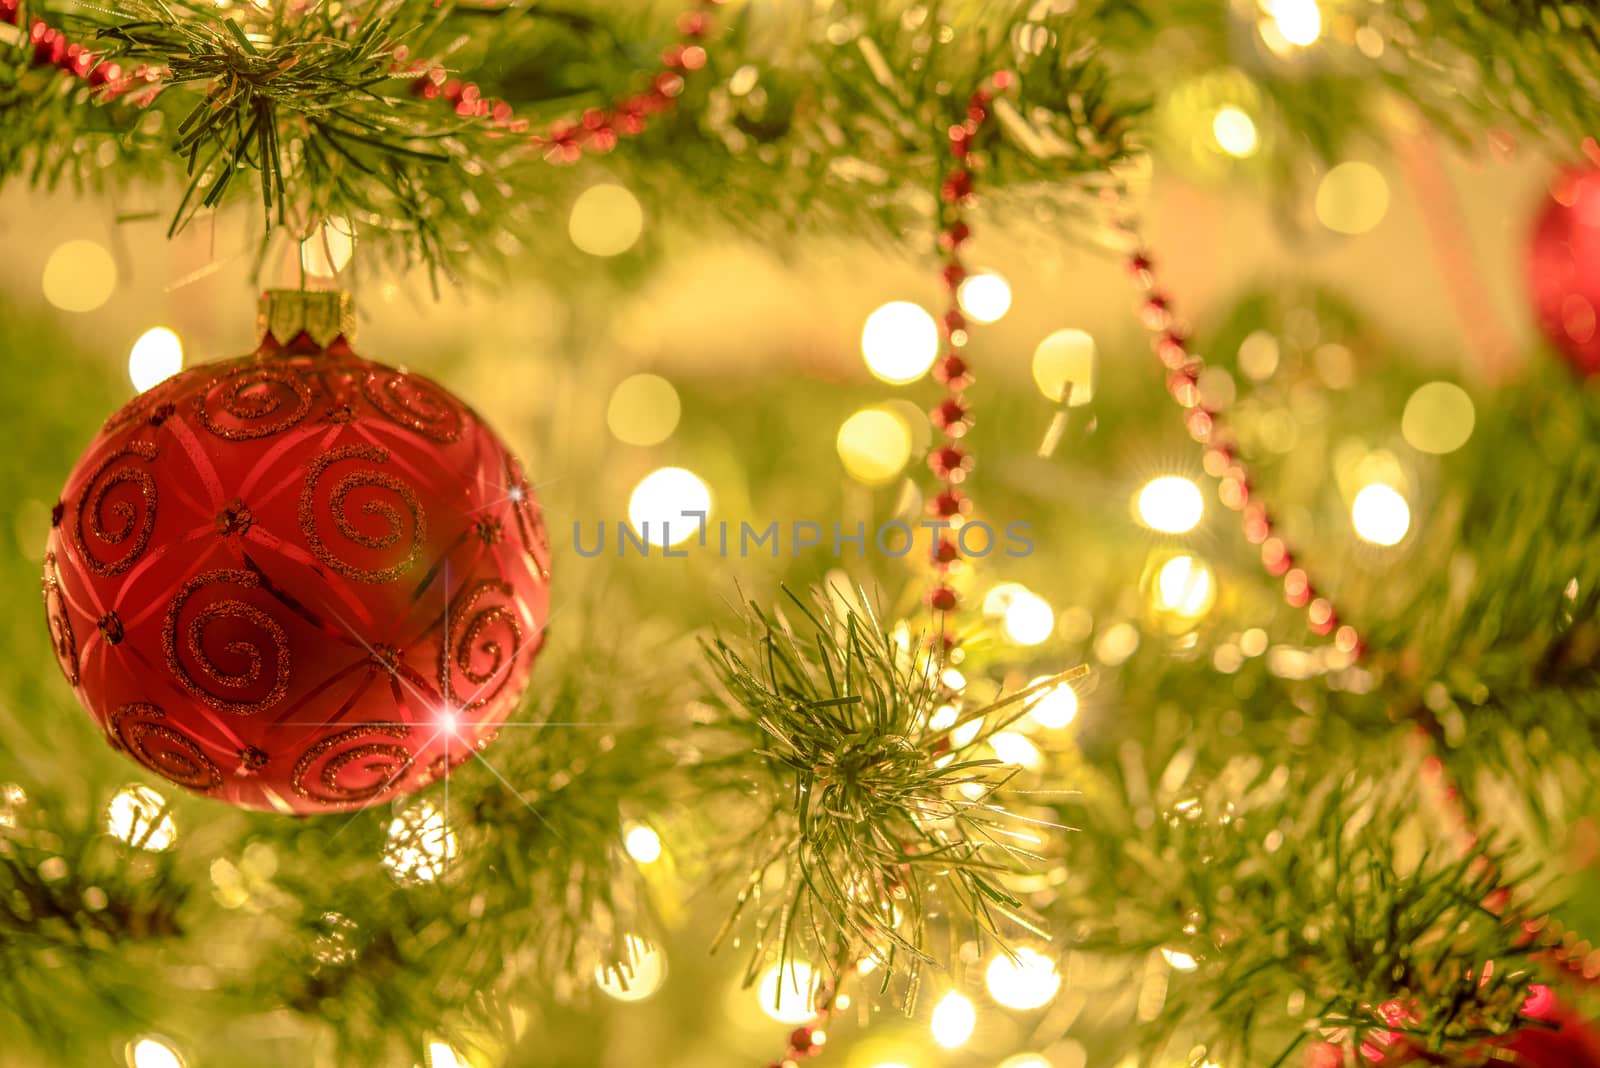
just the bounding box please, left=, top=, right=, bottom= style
left=257, top=289, right=356, bottom=349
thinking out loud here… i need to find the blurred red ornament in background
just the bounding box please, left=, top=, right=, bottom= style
left=1528, top=166, right=1600, bottom=375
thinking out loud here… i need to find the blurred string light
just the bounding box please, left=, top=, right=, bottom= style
left=300, top=216, right=354, bottom=276
left=1262, top=0, right=1322, bottom=47
left=1316, top=162, right=1390, bottom=235
left=757, top=961, right=821, bottom=1023
left=1153, top=555, right=1216, bottom=619
left=628, top=467, right=711, bottom=548
left=128, top=327, right=183, bottom=392
left=43, top=239, right=117, bottom=312
left=862, top=301, right=940, bottom=384
left=1351, top=483, right=1410, bottom=545
left=1137, top=476, right=1204, bottom=534
left=623, top=822, right=663, bottom=863
left=985, top=947, right=1061, bottom=1010
left=1401, top=382, right=1475, bottom=455
left=956, top=271, right=1012, bottom=323
left=106, top=784, right=176, bottom=852
left=595, top=934, right=667, bottom=1002
left=1211, top=106, right=1259, bottom=158
left=607, top=374, right=681, bottom=446
left=1161, top=947, right=1200, bottom=971
left=1031, top=327, right=1097, bottom=405
left=425, top=1042, right=469, bottom=1068
left=126, top=1037, right=184, bottom=1068
left=930, top=991, right=976, bottom=1048
left=836, top=407, right=913, bottom=484
left=1025, top=678, right=1079, bottom=729
left=383, top=800, right=457, bottom=884
left=569, top=183, right=644, bottom=256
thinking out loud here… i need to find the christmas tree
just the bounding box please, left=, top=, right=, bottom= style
left=4, top=0, right=1600, bottom=1066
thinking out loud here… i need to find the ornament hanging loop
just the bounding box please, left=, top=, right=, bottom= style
left=257, top=289, right=356, bottom=352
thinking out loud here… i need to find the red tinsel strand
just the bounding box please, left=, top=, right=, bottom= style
left=2, top=0, right=163, bottom=104
left=396, top=0, right=723, bottom=163
left=925, top=70, right=1012, bottom=652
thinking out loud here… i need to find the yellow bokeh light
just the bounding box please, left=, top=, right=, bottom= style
left=1155, top=555, right=1216, bottom=618
left=596, top=934, right=667, bottom=1002
left=1031, top=328, right=1097, bottom=405
left=1316, top=162, right=1390, bottom=235
left=106, top=784, right=176, bottom=852
left=43, top=239, right=117, bottom=313
left=757, top=962, right=821, bottom=1023
left=985, top=947, right=1062, bottom=1010
left=1351, top=483, right=1410, bottom=546
left=957, top=272, right=1012, bottom=324
left=300, top=216, right=355, bottom=276
left=999, top=1057, right=1053, bottom=1068
left=569, top=183, right=645, bottom=257
left=1137, top=476, right=1204, bottom=534
left=624, top=823, right=663, bottom=863
left=127, top=1037, right=184, bottom=1068
left=836, top=408, right=913, bottom=484
left=1211, top=106, right=1259, bottom=158
left=1401, top=382, right=1475, bottom=455
left=628, top=467, right=711, bottom=548
left=861, top=301, right=940, bottom=384
left=1238, top=330, right=1280, bottom=380
left=128, top=327, right=184, bottom=393
left=1161, top=947, right=1199, bottom=971
left=930, top=991, right=976, bottom=1048
left=1267, top=0, right=1322, bottom=46
left=607, top=373, right=681, bottom=446
left=1025, top=677, right=1079, bottom=729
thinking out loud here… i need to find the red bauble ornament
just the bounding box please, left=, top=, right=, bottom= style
left=1528, top=166, right=1600, bottom=374
left=41, top=291, right=552, bottom=814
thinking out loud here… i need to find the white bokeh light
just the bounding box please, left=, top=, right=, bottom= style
left=596, top=934, right=667, bottom=1002
left=1351, top=483, right=1410, bottom=546
left=757, top=961, right=821, bottom=1023
left=1212, top=106, right=1259, bottom=158
left=1268, top=0, right=1322, bottom=45
left=930, top=991, right=976, bottom=1047
left=624, top=823, right=663, bottom=863
left=128, top=327, right=184, bottom=392
left=1155, top=555, right=1216, bottom=618
left=383, top=800, right=457, bottom=884
left=861, top=301, right=940, bottom=384
left=957, top=272, right=1012, bottom=324
left=127, top=1037, right=184, bottom=1068
left=1002, top=589, right=1054, bottom=646
left=985, top=947, right=1062, bottom=1010
left=1137, top=476, right=1204, bottom=534
left=1024, top=677, right=1080, bottom=730
left=106, top=784, right=177, bottom=852
left=628, top=467, right=712, bottom=548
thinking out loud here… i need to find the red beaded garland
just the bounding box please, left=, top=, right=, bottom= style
left=2, top=0, right=163, bottom=104
left=922, top=72, right=1012, bottom=650
left=399, top=0, right=724, bottom=164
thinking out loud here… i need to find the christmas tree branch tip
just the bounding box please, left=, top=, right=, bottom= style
left=700, top=583, right=1081, bottom=988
